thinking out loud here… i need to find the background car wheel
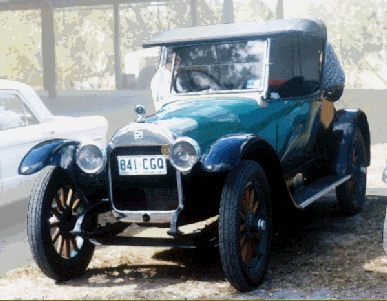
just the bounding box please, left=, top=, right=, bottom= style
left=27, top=166, right=95, bottom=281
left=219, top=160, right=272, bottom=292
left=336, top=128, right=367, bottom=215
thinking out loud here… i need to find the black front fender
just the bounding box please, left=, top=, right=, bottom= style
left=19, top=139, right=107, bottom=200
left=19, top=139, right=79, bottom=175
left=202, top=134, right=295, bottom=210
left=202, top=134, right=254, bottom=172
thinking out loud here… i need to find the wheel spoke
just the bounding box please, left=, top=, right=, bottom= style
left=247, top=240, right=255, bottom=260
left=59, top=188, right=66, bottom=209
left=72, top=198, right=81, bottom=212
left=248, top=187, right=255, bottom=210
left=50, top=221, right=60, bottom=228
left=240, top=223, right=246, bottom=232
left=240, top=235, right=248, bottom=261
left=52, top=228, right=60, bottom=243
left=241, top=238, right=254, bottom=264
left=66, top=188, right=73, bottom=207
left=70, top=237, right=79, bottom=253
left=56, top=235, right=64, bottom=255
left=63, top=239, right=70, bottom=258
left=54, top=197, right=64, bottom=212
left=252, top=199, right=259, bottom=214
left=243, top=190, right=249, bottom=210
left=51, top=208, right=61, bottom=219
left=240, top=211, right=245, bottom=222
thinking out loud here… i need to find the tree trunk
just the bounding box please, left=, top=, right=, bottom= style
left=222, top=0, right=234, bottom=24
left=276, top=0, right=283, bottom=19
left=190, top=0, right=198, bottom=26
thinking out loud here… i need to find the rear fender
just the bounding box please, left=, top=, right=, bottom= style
left=332, top=109, right=370, bottom=177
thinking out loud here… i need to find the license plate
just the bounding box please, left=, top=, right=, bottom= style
left=117, top=155, right=167, bottom=176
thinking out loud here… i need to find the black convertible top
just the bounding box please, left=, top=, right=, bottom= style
left=143, top=18, right=326, bottom=48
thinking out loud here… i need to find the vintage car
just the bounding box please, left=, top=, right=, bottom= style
left=0, top=79, right=108, bottom=204
left=20, top=19, right=370, bottom=291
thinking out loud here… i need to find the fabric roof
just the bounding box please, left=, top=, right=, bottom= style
left=143, top=18, right=327, bottom=48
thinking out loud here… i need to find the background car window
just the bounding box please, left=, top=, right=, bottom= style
left=269, top=36, right=323, bottom=98
left=0, top=92, right=38, bottom=130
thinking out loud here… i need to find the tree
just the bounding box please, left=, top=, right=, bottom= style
left=307, top=0, right=386, bottom=88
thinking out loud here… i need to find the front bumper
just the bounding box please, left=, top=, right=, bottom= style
left=111, top=170, right=184, bottom=227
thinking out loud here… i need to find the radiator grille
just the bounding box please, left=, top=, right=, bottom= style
left=109, top=146, right=179, bottom=211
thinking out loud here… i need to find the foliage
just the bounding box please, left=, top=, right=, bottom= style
left=305, top=0, right=386, bottom=88
left=0, top=0, right=385, bottom=90
left=0, top=10, right=43, bottom=89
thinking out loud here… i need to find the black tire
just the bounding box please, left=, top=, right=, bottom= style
left=336, top=128, right=367, bottom=215
left=219, top=160, right=272, bottom=292
left=27, top=166, right=95, bottom=281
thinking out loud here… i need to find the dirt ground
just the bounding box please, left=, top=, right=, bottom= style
left=1, top=145, right=386, bottom=300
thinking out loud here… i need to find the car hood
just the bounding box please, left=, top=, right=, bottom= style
left=146, top=97, right=262, bottom=153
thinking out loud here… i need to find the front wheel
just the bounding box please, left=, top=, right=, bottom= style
left=27, top=166, right=95, bottom=281
left=219, top=160, right=272, bottom=292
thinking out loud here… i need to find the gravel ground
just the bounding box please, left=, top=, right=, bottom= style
left=0, top=145, right=386, bottom=300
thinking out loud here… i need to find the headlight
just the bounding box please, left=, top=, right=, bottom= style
left=169, top=137, right=200, bottom=173
left=76, top=143, right=106, bottom=174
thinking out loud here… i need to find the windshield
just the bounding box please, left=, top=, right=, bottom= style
left=162, top=40, right=267, bottom=95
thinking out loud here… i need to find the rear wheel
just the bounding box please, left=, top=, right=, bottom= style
left=219, top=160, right=272, bottom=292
left=336, top=128, right=367, bottom=215
left=27, top=166, right=95, bottom=281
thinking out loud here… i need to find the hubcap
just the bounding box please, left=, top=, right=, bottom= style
left=49, top=186, right=84, bottom=259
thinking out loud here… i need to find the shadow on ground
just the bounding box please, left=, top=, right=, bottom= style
left=62, top=193, right=386, bottom=296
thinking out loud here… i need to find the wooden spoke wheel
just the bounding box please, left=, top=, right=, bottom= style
left=27, top=166, right=95, bottom=281
left=49, top=186, right=83, bottom=259
left=239, top=182, right=267, bottom=267
left=219, top=160, right=272, bottom=292
left=336, top=128, right=367, bottom=215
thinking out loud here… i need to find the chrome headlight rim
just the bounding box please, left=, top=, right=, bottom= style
left=76, top=142, right=107, bottom=174
left=169, top=137, right=201, bottom=173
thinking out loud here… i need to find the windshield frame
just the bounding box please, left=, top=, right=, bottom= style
left=161, top=38, right=269, bottom=97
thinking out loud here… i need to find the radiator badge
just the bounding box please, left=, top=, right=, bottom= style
left=134, top=131, right=143, bottom=140
left=161, top=144, right=170, bottom=157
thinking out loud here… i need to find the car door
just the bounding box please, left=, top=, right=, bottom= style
left=0, top=91, right=46, bottom=202
left=269, top=36, right=324, bottom=173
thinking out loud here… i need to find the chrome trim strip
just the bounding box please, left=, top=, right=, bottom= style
left=298, top=175, right=351, bottom=209
left=109, top=123, right=176, bottom=148
left=176, top=171, right=184, bottom=209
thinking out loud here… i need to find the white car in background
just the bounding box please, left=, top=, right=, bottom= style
left=0, top=79, right=108, bottom=203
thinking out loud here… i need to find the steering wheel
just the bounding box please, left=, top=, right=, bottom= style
left=173, top=67, right=224, bottom=93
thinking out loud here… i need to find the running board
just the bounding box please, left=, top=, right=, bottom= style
left=293, top=175, right=351, bottom=208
